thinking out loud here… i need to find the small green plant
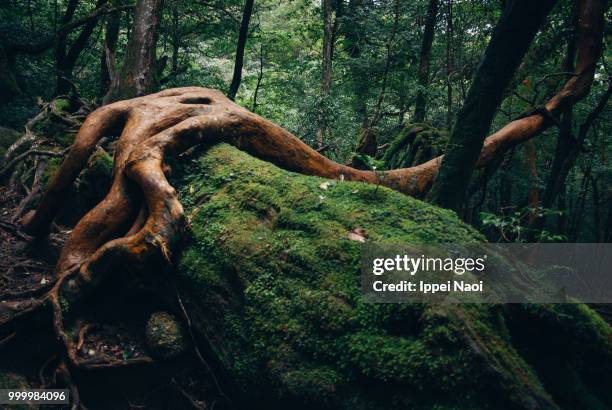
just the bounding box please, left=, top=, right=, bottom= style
left=372, top=165, right=386, bottom=196
left=480, top=207, right=566, bottom=242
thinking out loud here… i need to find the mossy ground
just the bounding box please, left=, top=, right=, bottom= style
left=145, top=311, right=187, bottom=359
left=172, top=144, right=610, bottom=409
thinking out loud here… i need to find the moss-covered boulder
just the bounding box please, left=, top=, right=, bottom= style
left=31, top=98, right=76, bottom=146
left=174, top=144, right=611, bottom=409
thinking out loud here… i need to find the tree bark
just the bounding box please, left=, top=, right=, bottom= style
left=428, top=0, right=557, bottom=211
left=251, top=44, right=264, bottom=112
left=414, top=0, right=439, bottom=123
left=316, top=0, right=334, bottom=149
left=530, top=80, right=611, bottom=237
left=100, top=2, right=121, bottom=97
left=445, top=0, right=453, bottom=129
left=55, top=0, right=80, bottom=94
left=343, top=0, right=368, bottom=132
left=103, top=0, right=163, bottom=104
left=604, top=193, right=612, bottom=242
left=524, top=140, right=539, bottom=224
left=227, top=0, right=255, bottom=101
left=539, top=3, right=579, bottom=212
left=569, top=168, right=589, bottom=241
left=589, top=174, right=602, bottom=242
left=170, top=1, right=180, bottom=75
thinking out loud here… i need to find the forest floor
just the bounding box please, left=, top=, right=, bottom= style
left=0, top=187, right=224, bottom=409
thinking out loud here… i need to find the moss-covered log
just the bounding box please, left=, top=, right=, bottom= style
left=382, top=123, right=448, bottom=170
left=174, top=144, right=611, bottom=410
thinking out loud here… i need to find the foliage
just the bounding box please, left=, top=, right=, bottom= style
left=480, top=208, right=566, bottom=243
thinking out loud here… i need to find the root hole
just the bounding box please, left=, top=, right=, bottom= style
left=181, top=97, right=212, bottom=105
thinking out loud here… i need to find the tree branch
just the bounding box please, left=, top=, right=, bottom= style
left=6, top=4, right=134, bottom=55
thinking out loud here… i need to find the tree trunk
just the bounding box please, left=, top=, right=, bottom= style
left=604, top=194, right=612, bottom=242
left=557, top=186, right=567, bottom=236
left=0, top=48, right=24, bottom=103
left=56, top=0, right=107, bottom=95
left=414, top=0, right=439, bottom=123
left=428, top=0, right=556, bottom=211
left=540, top=3, right=578, bottom=211
left=589, top=175, right=603, bottom=242
left=524, top=140, right=540, bottom=224
left=355, top=0, right=399, bottom=157
left=55, top=0, right=80, bottom=95
left=316, top=0, right=334, bottom=149
left=344, top=0, right=369, bottom=132
left=445, top=0, right=453, bottom=129
left=100, top=2, right=121, bottom=97
left=1, top=1, right=128, bottom=104
left=531, top=81, right=611, bottom=236
left=170, top=2, right=179, bottom=75
left=227, top=0, right=255, bottom=101
left=251, top=44, right=264, bottom=112
left=103, top=0, right=163, bottom=104
left=569, top=169, right=589, bottom=241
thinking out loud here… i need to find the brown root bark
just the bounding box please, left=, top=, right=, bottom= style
left=7, top=0, right=604, bottom=371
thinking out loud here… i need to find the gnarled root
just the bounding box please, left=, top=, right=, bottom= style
left=13, top=87, right=383, bottom=368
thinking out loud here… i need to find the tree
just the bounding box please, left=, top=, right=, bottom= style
left=0, top=1, right=128, bottom=104
left=100, top=1, right=122, bottom=97
left=414, top=0, right=439, bottom=123
left=444, top=0, right=452, bottom=128
left=103, top=0, right=164, bottom=104
left=428, top=0, right=557, bottom=211
left=342, top=0, right=368, bottom=132
left=55, top=0, right=108, bottom=96
left=227, top=0, right=255, bottom=101
left=316, top=0, right=334, bottom=149
left=354, top=0, right=400, bottom=157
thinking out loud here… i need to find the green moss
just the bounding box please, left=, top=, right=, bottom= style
left=0, top=372, right=34, bottom=410
left=173, top=144, right=611, bottom=409
left=41, top=157, right=63, bottom=191
left=145, top=312, right=187, bottom=359
left=53, top=98, right=71, bottom=113
left=76, top=148, right=114, bottom=211
left=382, top=123, right=449, bottom=169
left=31, top=100, right=76, bottom=147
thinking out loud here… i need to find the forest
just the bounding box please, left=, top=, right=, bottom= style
left=0, top=0, right=611, bottom=409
